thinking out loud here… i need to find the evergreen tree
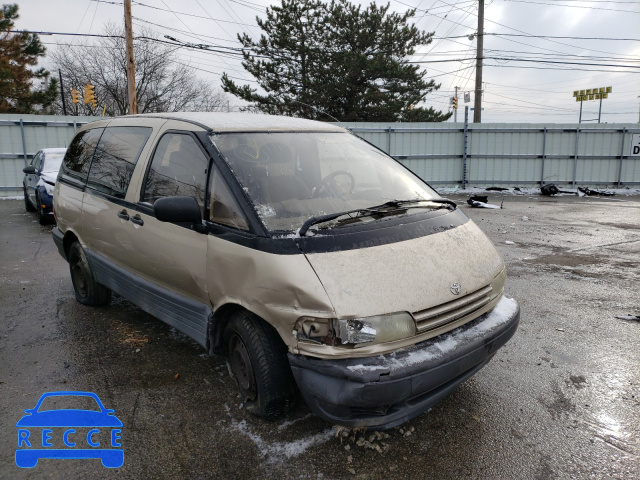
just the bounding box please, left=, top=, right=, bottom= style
left=0, top=4, right=57, bottom=113
left=222, top=0, right=451, bottom=122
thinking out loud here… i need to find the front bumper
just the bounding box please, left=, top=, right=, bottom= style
left=289, top=296, right=520, bottom=429
left=36, top=186, right=54, bottom=214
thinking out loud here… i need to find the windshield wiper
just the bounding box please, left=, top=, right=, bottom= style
left=374, top=198, right=457, bottom=210
left=298, top=198, right=457, bottom=237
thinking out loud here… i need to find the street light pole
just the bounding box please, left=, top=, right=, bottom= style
left=473, top=0, right=484, bottom=123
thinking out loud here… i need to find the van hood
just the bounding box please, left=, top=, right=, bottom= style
left=304, top=221, right=504, bottom=318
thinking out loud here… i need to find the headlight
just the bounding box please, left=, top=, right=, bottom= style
left=295, top=312, right=416, bottom=348
left=44, top=182, right=55, bottom=196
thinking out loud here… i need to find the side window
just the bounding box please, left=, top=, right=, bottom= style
left=141, top=133, right=208, bottom=214
left=61, top=128, right=104, bottom=182
left=86, top=127, right=152, bottom=198
left=209, top=170, right=249, bottom=231
left=31, top=152, right=42, bottom=170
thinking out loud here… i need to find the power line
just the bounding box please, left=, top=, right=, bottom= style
left=502, top=0, right=640, bottom=14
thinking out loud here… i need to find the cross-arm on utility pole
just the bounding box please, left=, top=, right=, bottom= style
left=473, top=0, right=484, bottom=123
left=124, top=0, right=137, bottom=115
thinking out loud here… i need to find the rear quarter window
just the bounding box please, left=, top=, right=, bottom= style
left=86, top=127, right=152, bottom=198
left=60, top=128, right=104, bottom=183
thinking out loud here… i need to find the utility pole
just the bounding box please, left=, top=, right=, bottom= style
left=58, top=69, right=67, bottom=116
left=473, top=0, right=484, bottom=123
left=124, top=0, right=137, bottom=115
left=454, top=86, right=459, bottom=123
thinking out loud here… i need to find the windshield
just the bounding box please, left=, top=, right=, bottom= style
left=37, top=395, right=101, bottom=412
left=210, top=132, right=438, bottom=232
left=42, top=151, right=66, bottom=174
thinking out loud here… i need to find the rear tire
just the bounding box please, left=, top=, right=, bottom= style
left=68, top=242, right=111, bottom=306
left=24, top=187, right=35, bottom=212
left=225, top=311, right=296, bottom=420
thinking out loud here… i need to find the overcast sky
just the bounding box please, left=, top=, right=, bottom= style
left=15, top=0, right=640, bottom=124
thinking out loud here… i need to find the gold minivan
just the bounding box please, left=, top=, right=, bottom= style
left=53, top=113, right=519, bottom=429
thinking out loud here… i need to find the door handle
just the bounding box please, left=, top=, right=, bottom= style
left=131, top=214, right=144, bottom=226
left=117, top=210, right=130, bottom=221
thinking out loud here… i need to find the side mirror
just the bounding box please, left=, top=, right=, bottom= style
left=23, top=166, right=36, bottom=174
left=154, top=196, right=202, bottom=224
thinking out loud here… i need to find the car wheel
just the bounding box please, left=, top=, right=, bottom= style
left=24, top=187, right=36, bottom=212
left=68, top=242, right=111, bottom=306
left=36, top=193, right=49, bottom=225
left=225, top=311, right=296, bottom=420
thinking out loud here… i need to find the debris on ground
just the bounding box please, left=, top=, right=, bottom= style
left=467, top=196, right=501, bottom=209
left=578, top=187, right=615, bottom=197
left=505, top=241, right=515, bottom=245
left=521, top=216, right=529, bottom=221
left=486, top=186, right=509, bottom=191
left=615, top=315, right=640, bottom=321
left=540, top=184, right=560, bottom=196
left=540, top=184, right=577, bottom=196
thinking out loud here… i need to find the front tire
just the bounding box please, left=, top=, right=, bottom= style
left=225, top=312, right=296, bottom=420
left=68, top=242, right=111, bottom=306
left=24, top=187, right=35, bottom=212
left=36, top=193, right=49, bottom=225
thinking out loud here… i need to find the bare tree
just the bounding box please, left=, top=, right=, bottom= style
left=51, top=24, right=227, bottom=116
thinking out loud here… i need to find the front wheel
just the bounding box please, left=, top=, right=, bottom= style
left=24, top=187, right=35, bottom=212
left=68, top=242, right=111, bottom=306
left=225, top=312, right=296, bottom=420
left=36, top=194, right=49, bottom=225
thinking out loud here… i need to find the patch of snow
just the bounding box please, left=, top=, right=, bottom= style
left=354, top=297, right=518, bottom=373
left=347, top=364, right=388, bottom=373
left=505, top=241, right=515, bottom=245
left=228, top=418, right=333, bottom=462
left=438, top=186, right=640, bottom=197
left=276, top=413, right=313, bottom=431
left=521, top=216, right=529, bottom=221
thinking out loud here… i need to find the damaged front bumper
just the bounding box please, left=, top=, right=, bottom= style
left=289, top=296, right=520, bottom=429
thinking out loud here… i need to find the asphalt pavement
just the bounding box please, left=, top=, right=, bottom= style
left=0, top=191, right=639, bottom=479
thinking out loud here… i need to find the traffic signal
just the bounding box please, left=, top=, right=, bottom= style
left=84, top=83, right=96, bottom=106
left=71, top=88, right=81, bottom=105
left=453, top=97, right=458, bottom=109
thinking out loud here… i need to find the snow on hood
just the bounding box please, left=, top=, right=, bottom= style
left=39, top=171, right=57, bottom=185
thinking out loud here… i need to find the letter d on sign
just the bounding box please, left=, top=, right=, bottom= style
left=631, top=134, right=640, bottom=156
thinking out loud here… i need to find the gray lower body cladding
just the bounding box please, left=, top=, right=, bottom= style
left=289, top=296, right=520, bottom=429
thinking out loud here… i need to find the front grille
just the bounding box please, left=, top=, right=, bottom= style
left=412, top=285, right=493, bottom=333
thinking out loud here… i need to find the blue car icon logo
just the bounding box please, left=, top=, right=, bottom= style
left=16, top=391, right=123, bottom=468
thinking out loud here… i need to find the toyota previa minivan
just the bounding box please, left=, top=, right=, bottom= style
left=52, top=113, right=519, bottom=429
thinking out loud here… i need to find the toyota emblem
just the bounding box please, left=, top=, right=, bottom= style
left=450, top=282, right=461, bottom=295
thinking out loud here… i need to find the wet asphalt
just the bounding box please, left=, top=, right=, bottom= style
left=0, top=192, right=639, bottom=479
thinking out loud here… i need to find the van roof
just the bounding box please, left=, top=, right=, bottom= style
left=128, top=112, right=346, bottom=133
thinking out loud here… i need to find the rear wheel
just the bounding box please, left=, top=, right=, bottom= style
left=24, top=187, right=35, bottom=212
left=225, top=311, right=296, bottom=420
left=68, top=242, right=111, bottom=306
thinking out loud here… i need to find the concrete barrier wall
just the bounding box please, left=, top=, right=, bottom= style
left=2, top=113, right=639, bottom=197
